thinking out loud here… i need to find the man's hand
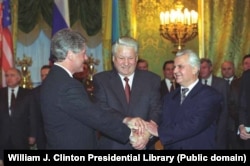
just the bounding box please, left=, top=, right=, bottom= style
left=239, top=125, right=250, bottom=140
left=28, top=137, right=36, bottom=145
left=146, top=120, right=159, bottom=137
left=130, top=129, right=151, bottom=150
left=123, top=117, right=146, bottom=135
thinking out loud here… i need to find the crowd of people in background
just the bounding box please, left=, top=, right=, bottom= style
left=1, top=28, right=250, bottom=164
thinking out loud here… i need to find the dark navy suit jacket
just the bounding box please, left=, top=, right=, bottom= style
left=159, top=81, right=222, bottom=149
left=40, top=65, right=130, bottom=149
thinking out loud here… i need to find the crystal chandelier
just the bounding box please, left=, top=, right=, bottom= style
left=159, top=0, right=198, bottom=51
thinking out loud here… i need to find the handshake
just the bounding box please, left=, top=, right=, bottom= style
left=123, top=117, right=159, bottom=150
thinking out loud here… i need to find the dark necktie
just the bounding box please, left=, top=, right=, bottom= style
left=226, top=79, right=230, bottom=85
left=124, top=77, right=130, bottom=103
left=10, top=89, right=16, bottom=116
left=170, top=82, right=175, bottom=92
left=204, top=79, right=208, bottom=85
left=180, top=88, right=189, bottom=104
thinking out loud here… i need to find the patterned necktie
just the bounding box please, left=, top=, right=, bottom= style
left=124, top=77, right=130, bottom=103
left=10, top=89, right=16, bottom=116
left=180, top=88, right=189, bottom=104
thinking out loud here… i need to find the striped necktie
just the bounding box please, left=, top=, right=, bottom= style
left=180, top=88, right=189, bottom=104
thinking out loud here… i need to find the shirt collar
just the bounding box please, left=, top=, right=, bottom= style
left=181, top=79, right=199, bottom=96
left=54, top=63, right=73, bottom=77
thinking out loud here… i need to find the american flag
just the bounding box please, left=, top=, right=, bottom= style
left=0, top=0, right=14, bottom=87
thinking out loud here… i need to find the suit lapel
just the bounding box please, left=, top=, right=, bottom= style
left=182, top=81, right=203, bottom=105
left=109, top=71, right=129, bottom=109
left=2, top=88, right=9, bottom=114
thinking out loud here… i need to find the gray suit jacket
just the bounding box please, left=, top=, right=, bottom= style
left=93, top=69, right=162, bottom=149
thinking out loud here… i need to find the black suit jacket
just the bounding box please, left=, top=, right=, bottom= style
left=93, top=69, right=162, bottom=149
left=239, top=70, right=250, bottom=127
left=40, top=65, right=130, bottom=149
left=30, top=85, right=46, bottom=149
left=160, top=79, right=180, bottom=99
left=210, top=76, right=230, bottom=149
left=0, top=87, right=36, bottom=158
left=228, top=77, right=241, bottom=130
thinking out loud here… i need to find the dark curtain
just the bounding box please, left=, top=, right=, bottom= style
left=18, top=0, right=101, bottom=36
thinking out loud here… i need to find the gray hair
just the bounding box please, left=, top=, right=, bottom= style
left=50, top=28, right=86, bottom=62
left=176, top=49, right=200, bottom=70
left=112, top=37, right=139, bottom=56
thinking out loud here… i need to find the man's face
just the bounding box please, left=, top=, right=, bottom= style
left=5, top=69, right=21, bottom=88
left=174, top=54, right=198, bottom=87
left=199, top=62, right=212, bottom=79
left=73, top=64, right=89, bottom=80
left=221, top=62, right=235, bottom=79
left=71, top=49, right=88, bottom=73
left=137, top=62, right=148, bottom=71
left=243, top=57, right=250, bottom=71
left=112, top=46, right=138, bottom=77
left=163, top=63, right=175, bottom=80
left=41, top=68, right=50, bottom=81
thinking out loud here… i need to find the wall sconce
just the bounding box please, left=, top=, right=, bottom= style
left=159, top=0, right=198, bottom=51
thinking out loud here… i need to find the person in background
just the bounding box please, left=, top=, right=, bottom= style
left=221, top=61, right=237, bottom=84
left=220, top=60, right=239, bottom=149
left=238, top=69, right=250, bottom=149
left=40, top=65, right=51, bottom=82
left=146, top=49, right=222, bottom=149
left=136, top=58, right=148, bottom=71
left=230, top=54, right=250, bottom=149
left=93, top=36, right=162, bottom=150
left=30, top=65, right=51, bottom=149
left=0, top=68, right=36, bottom=159
left=199, top=58, right=229, bottom=149
left=160, top=60, right=180, bottom=99
left=40, top=28, right=144, bottom=149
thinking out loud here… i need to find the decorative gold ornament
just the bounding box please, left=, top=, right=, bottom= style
left=16, top=54, right=33, bottom=89
left=85, top=54, right=100, bottom=98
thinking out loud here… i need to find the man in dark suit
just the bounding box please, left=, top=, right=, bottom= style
left=93, top=37, right=162, bottom=150
left=239, top=69, right=250, bottom=148
left=0, top=68, right=36, bottom=159
left=221, top=61, right=237, bottom=84
left=232, top=54, right=250, bottom=149
left=30, top=65, right=51, bottom=149
left=160, top=60, right=179, bottom=99
left=221, top=60, right=242, bottom=149
left=136, top=58, right=148, bottom=71
left=40, top=29, right=144, bottom=149
left=199, top=58, right=229, bottom=149
left=146, top=49, right=222, bottom=149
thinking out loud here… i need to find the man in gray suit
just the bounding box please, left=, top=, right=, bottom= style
left=199, top=58, right=229, bottom=149
left=93, top=37, right=162, bottom=150
left=40, top=29, right=144, bottom=149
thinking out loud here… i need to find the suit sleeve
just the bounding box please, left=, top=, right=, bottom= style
left=239, top=70, right=250, bottom=126
left=60, top=85, right=131, bottom=144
